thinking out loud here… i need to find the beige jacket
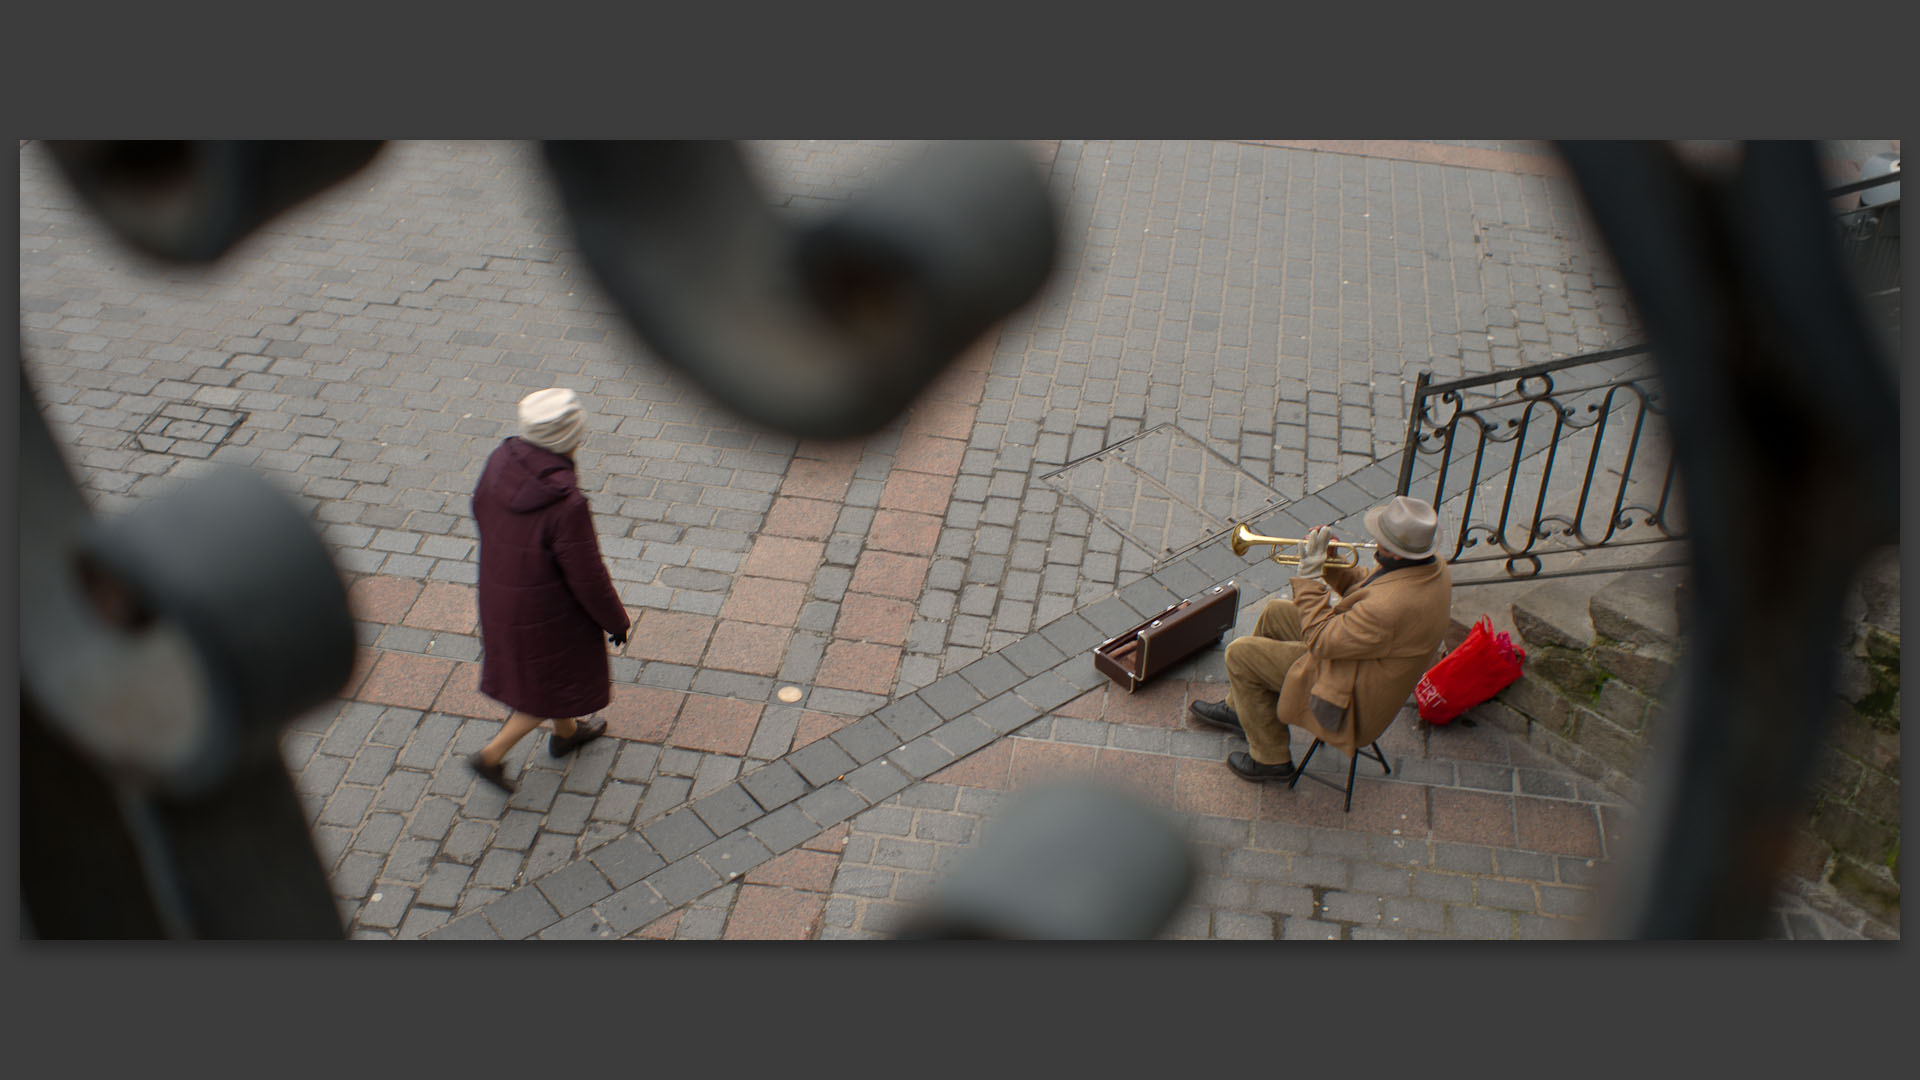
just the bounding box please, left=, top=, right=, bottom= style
left=1277, top=558, right=1452, bottom=758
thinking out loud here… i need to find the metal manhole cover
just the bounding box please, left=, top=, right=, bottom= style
left=1039, top=423, right=1287, bottom=565
left=122, top=402, right=248, bottom=459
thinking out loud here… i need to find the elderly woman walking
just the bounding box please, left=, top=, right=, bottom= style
left=466, top=387, right=632, bottom=794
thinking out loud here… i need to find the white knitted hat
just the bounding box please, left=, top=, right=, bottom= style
left=517, top=387, right=586, bottom=455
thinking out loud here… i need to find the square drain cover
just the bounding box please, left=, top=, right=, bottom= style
left=121, top=401, right=248, bottom=459
left=1040, top=423, right=1286, bottom=564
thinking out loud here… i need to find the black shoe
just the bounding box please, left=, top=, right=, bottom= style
left=549, top=716, right=607, bottom=757
left=469, top=752, right=517, bottom=794
left=1189, top=699, right=1243, bottom=733
left=1227, top=750, right=1296, bottom=783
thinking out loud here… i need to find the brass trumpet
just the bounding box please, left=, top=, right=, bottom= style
left=1229, top=523, right=1376, bottom=567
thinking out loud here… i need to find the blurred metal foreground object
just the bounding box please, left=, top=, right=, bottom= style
left=42, top=141, right=386, bottom=263
left=17, top=359, right=357, bottom=937
left=1558, top=142, right=1900, bottom=938
left=541, top=140, right=1058, bottom=439
left=893, top=782, right=1196, bottom=939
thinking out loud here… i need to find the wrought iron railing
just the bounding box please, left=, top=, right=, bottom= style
left=1396, top=166, right=1898, bottom=586
left=1394, top=345, right=1683, bottom=583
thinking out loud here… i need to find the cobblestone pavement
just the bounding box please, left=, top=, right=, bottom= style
left=18, top=139, right=1869, bottom=940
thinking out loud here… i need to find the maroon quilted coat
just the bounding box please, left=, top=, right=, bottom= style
left=473, top=437, right=630, bottom=719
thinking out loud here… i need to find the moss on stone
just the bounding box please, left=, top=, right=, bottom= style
left=1863, top=627, right=1899, bottom=671
left=1829, top=855, right=1901, bottom=918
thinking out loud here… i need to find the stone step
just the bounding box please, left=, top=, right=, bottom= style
left=1588, top=566, right=1686, bottom=646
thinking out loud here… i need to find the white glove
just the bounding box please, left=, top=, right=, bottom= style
left=1297, top=525, right=1332, bottom=580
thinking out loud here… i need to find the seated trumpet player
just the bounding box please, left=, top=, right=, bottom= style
left=1190, top=495, right=1453, bottom=782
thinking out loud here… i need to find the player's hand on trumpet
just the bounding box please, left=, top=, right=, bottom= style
left=1297, top=524, right=1333, bottom=580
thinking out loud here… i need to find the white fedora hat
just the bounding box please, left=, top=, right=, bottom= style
left=1364, top=495, right=1441, bottom=559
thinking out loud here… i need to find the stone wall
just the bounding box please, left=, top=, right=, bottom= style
left=1455, top=552, right=1900, bottom=933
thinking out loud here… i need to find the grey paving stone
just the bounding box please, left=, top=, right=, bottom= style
left=1557, top=856, right=1604, bottom=886
left=537, top=908, right=617, bottom=941
left=592, top=781, right=644, bottom=825
left=373, top=769, right=429, bottom=813
left=545, top=792, right=596, bottom=836
left=875, top=695, right=942, bottom=742
left=1431, top=841, right=1496, bottom=874
left=747, top=804, right=820, bottom=854
left=842, top=759, right=911, bottom=804
left=473, top=848, right=525, bottom=889
left=1351, top=862, right=1415, bottom=897
left=1538, top=884, right=1593, bottom=918
left=416, top=863, right=472, bottom=910
left=740, top=759, right=809, bottom=812
left=425, top=913, right=501, bottom=940
left=797, top=781, right=868, bottom=828
left=1466, top=876, right=1543, bottom=907
left=1013, top=671, right=1081, bottom=713
left=589, top=836, right=666, bottom=890
left=1307, top=830, right=1375, bottom=860
left=397, top=906, right=452, bottom=941
left=1038, top=612, right=1105, bottom=655
left=483, top=886, right=561, bottom=940
left=832, top=865, right=896, bottom=899
left=1516, top=768, right=1578, bottom=800
left=690, top=782, right=762, bottom=837
left=830, top=715, right=902, bottom=766
left=929, top=716, right=995, bottom=757
left=612, top=741, right=662, bottom=783
left=1370, top=834, right=1427, bottom=866
left=919, top=675, right=986, bottom=720
left=646, top=857, right=723, bottom=907
left=1210, top=911, right=1275, bottom=940
left=1516, top=913, right=1581, bottom=941
left=999, top=633, right=1068, bottom=677
left=1413, top=870, right=1477, bottom=904
left=637, top=776, right=693, bottom=822
left=1082, top=595, right=1143, bottom=636
left=1118, top=577, right=1181, bottom=617
left=1492, top=848, right=1560, bottom=882
left=1319, top=891, right=1382, bottom=925
left=975, top=692, right=1042, bottom=735
left=493, top=810, right=543, bottom=852
left=535, top=861, right=615, bottom=917
left=789, top=738, right=857, bottom=786
left=595, top=883, right=671, bottom=936
left=888, top=736, right=959, bottom=778
left=356, top=885, right=415, bottom=930
left=701, top=830, right=774, bottom=881
left=1281, top=916, right=1343, bottom=941
left=958, top=653, right=1025, bottom=698
left=1287, top=855, right=1350, bottom=889
left=1225, top=849, right=1293, bottom=882
left=1455, top=762, right=1515, bottom=793
left=442, top=820, right=494, bottom=864
left=506, top=768, right=561, bottom=813
left=1447, top=905, right=1518, bottom=940
left=641, top=808, right=719, bottom=862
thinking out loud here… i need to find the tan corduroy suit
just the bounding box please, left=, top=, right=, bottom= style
left=1225, top=557, right=1452, bottom=765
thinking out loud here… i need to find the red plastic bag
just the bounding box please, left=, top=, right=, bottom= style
left=1415, top=617, right=1526, bottom=724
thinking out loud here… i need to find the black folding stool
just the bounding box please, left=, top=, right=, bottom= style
left=1286, top=707, right=1392, bottom=812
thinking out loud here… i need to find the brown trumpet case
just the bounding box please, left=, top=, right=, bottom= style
left=1091, top=582, right=1239, bottom=693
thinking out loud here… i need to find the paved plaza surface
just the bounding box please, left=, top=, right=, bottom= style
left=17, top=139, right=1863, bottom=940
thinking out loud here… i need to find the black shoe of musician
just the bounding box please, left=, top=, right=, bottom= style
left=1189, top=699, right=1244, bottom=733
left=1227, top=750, right=1296, bottom=782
